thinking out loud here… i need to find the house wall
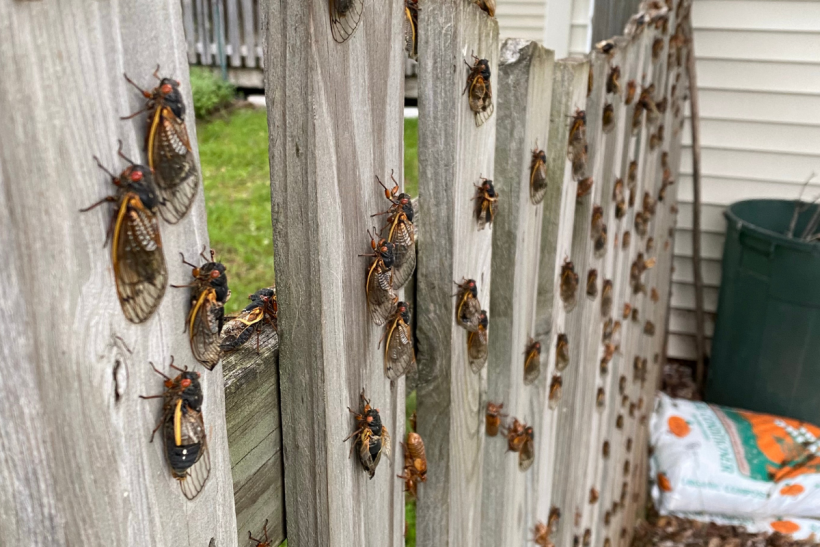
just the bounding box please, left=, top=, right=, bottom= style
left=496, top=0, right=592, bottom=57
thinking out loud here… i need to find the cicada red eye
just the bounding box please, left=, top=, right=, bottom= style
left=130, top=169, right=143, bottom=182
left=161, top=83, right=173, bottom=95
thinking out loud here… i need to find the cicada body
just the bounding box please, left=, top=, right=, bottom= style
left=639, top=85, right=660, bottom=126
left=613, top=178, right=626, bottom=219
left=652, top=38, right=664, bottom=61
left=625, top=80, right=637, bottom=105
left=560, top=257, right=579, bottom=312
left=602, top=440, right=610, bottom=458
left=555, top=333, right=570, bottom=371
left=644, top=321, right=655, bottom=336
left=467, top=310, right=489, bottom=373
left=586, top=269, right=598, bottom=300
left=523, top=337, right=542, bottom=385
left=602, top=102, right=615, bottom=134
left=485, top=401, right=506, bottom=437
left=643, top=191, right=657, bottom=217
left=567, top=109, right=587, bottom=162
left=344, top=389, right=390, bottom=479
left=375, top=173, right=416, bottom=290
left=473, top=0, right=496, bottom=16
left=518, top=426, right=535, bottom=471
left=473, top=178, right=499, bottom=230
left=383, top=301, right=415, bottom=381
left=174, top=250, right=230, bottom=370
left=607, top=65, right=621, bottom=95
left=572, top=145, right=588, bottom=181
left=622, top=231, right=631, bottom=249
left=530, top=146, right=548, bottom=204
left=81, top=153, right=167, bottom=324
left=532, top=521, right=551, bottom=547
left=596, top=388, right=606, bottom=410
left=141, top=358, right=210, bottom=500
left=548, top=506, right=561, bottom=534
left=248, top=520, right=272, bottom=547
left=404, top=0, right=419, bottom=60
left=464, top=56, right=494, bottom=126
left=590, top=487, right=600, bottom=504
left=601, top=279, right=613, bottom=318
left=123, top=70, right=198, bottom=224
left=549, top=374, right=563, bottom=410
left=619, top=375, right=627, bottom=395
left=362, top=232, right=397, bottom=326
left=329, top=0, right=364, bottom=43
left=651, top=287, right=660, bottom=302
left=220, top=287, right=277, bottom=353
left=634, top=211, right=648, bottom=237
left=406, top=431, right=427, bottom=479
left=576, top=176, right=594, bottom=199
left=454, top=278, right=483, bottom=331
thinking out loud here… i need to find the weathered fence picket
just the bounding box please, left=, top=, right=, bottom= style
left=264, top=1, right=406, bottom=546
left=185, top=0, right=261, bottom=68
left=479, top=38, right=555, bottom=547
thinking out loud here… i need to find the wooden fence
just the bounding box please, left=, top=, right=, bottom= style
left=0, top=0, right=689, bottom=546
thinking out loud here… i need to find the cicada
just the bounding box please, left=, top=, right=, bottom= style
left=602, top=439, right=610, bottom=458
left=567, top=109, right=587, bottom=162
left=485, top=401, right=506, bottom=437
left=473, top=178, right=499, bottom=229
left=123, top=68, right=198, bottom=224
left=467, top=310, right=489, bottom=373
left=601, top=279, right=613, bottom=318
left=473, top=0, right=496, bottom=16
left=532, top=521, right=551, bottom=547
left=591, top=206, right=607, bottom=258
left=81, top=147, right=167, bottom=324
left=634, top=211, right=648, bottom=237
left=523, top=337, right=542, bottom=385
left=587, top=65, right=594, bottom=97
left=604, top=511, right=612, bottom=526
left=632, top=307, right=640, bottom=323
left=613, top=178, right=626, bottom=219
left=602, top=102, right=615, bottom=134
left=559, top=257, right=579, bottom=312
left=596, top=387, right=606, bottom=410
left=586, top=269, right=598, bottom=300
left=622, top=231, right=631, bottom=249
left=583, top=528, right=592, bottom=546
left=375, top=172, right=416, bottom=290
left=454, top=278, right=482, bottom=331
left=220, top=287, right=278, bottom=353
left=548, top=506, right=561, bottom=533
left=506, top=418, right=525, bottom=452
left=576, top=176, right=593, bottom=199
left=555, top=333, right=570, bottom=371
left=616, top=414, right=624, bottom=429
left=607, top=65, right=621, bottom=95
left=549, top=374, right=563, bottom=410
left=518, top=425, right=535, bottom=471
left=590, top=487, right=600, bottom=504
left=248, top=520, right=272, bottom=547
left=600, top=346, right=614, bottom=376
left=572, top=145, right=588, bottom=182
left=619, top=375, right=626, bottom=395
left=329, top=0, right=364, bottom=43
left=646, top=237, right=655, bottom=253
left=173, top=250, right=230, bottom=370
left=625, top=80, right=637, bottom=105
left=652, top=38, right=664, bottom=61
left=624, top=460, right=631, bottom=476
left=530, top=144, right=548, bottom=204
left=464, top=56, right=494, bottom=126
left=626, top=437, right=633, bottom=452
left=140, top=357, right=210, bottom=500
left=651, top=287, right=660, bottom=302
left=397, top=430, right=427, bottom=498
left=404, top=0, right=419, bottom=60
left=361, top=230, right=397, bottom=326
left=344, top=389, right=390, bottom=479
left=383, top=301, right=415, bottom=381
left=639, top=85, right=660, bottom=126
left=644, top=321, right=655, bottom=336
left=622, top=303, right=632, bottom=319
left=622, top=395, right=630, bottom=409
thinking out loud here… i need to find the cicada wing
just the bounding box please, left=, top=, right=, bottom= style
left=519, top=437, right=535, bottom=471
left=167, top=403, right=210, bottom=500
left=385, top=319, right=415, bottom=381
left=456, top=294, right=482, bottom=332
left=113, top=195, right=168, bottom=323
left=389, top=218, right=416, bottom=289
left=219, top=307, right=263, bottom=352
left=329, top=0, right=364, bottom=43
left=404, top=5, right=418, bottom=60
left=523, top=349, right=541, bottom=385
left=467, top=329, right=488, bottom=373
left=149, top=107, right=199, bottom=224
left=530, top=159, right=548, bottom=204
left=179, top=436, right=210, bottom=500
left=380, top=426, right=391, bottom=461
left=474, top=96, right=494, bottom=127
left=189, top=289, right=224, bottom=370
left=468, top=75, right=486, bottom=113
left=365, top=261, right=397, bottom=326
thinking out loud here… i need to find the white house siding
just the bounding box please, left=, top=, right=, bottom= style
left=496, top=1, right=548, bottom=42
left=495, top=0, right=592, bottom=57
left=670, top=0, right=820, bottom=359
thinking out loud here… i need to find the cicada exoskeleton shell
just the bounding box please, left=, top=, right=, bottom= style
left=530, top=145, right=548, bottom=204
left=518, top=426, right=535, bottom=471
left=485, top=401, right=506, bottom=437
left=140, top=358, right=210, bottom=500
left=644, top=320, right=655, bottom=337
left=560, top=258, right=579, bottom=312
left=602, top=102, right=615, bottom=134
left=532, top=521, right=550, bottom=547
left=640, top=85, right=660, bottom=126
left=596, top=387, right=606, bottom=410
left=652, top=38, right=664, bottom=61
left=549, top=374, right=563, bottom=410
left=220, top=287, right=278, bottom=353
left=613, top=178, right=626, bottom=219
left=505, top=418, right=525, bottom=451
left=329, top=0, right=364, bottom=43
left=555, top=333, right=570, bottom=371
left=634, top=211, right=648, bottom=237
left=455, top=278, right=483, bottom=331
left=467, top=310, right=489, bottom=373
left=81, top=152, right=168, bottom=324
left=344, top=389, right=390, bottom=479
left=646, top=237, right=655, bottom=253
left=473, top=178, right=499, bottom=230
left=523, top=337, right=542, bottom=385
left=586, top=269, right=598, bottom=300
left=590, top=487, right=600, bottom=504
left=173, top=250, right=230, bottom=370
left=616, top=414, right=624, bottom=429
left=383, top=301, right=415, bottom=381
left=123, top=70, right=198, bottom=224
left=406, top=431, right=427, bottom=480
left=632, top=307, right=640, bottom=323
left=651, top=287, right=660, bottom=303
left=602, top=440, right=610, bottom=459
left=618, top=375, right=627, bottom=395
left=248, top=519, right=272, bottom=547
left=622, top=231, right=632, bottom=249
left=576, top=176, right=594, bottom=199
left=473, top=0, right=496, bottom=17
left=362, top=231, right=397, bottom=326
left=567, top=108, right=587, bottom=162
left=404, top=0, right=419, bottom=60
left=464, top=56, right=494, bottom=126
left=601, top=279, right=613, bottom=318
left=625, top=80, right=637, bottom=105
left=604, top=511, right=612, bottom=526
left=643, top=191, right=657, bottom=217
left=375, top=172, right=416, bottom=289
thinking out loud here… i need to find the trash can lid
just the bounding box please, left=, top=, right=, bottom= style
left=725, top=199, right=820, bottom=255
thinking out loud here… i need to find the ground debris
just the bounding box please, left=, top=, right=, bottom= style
left=662, top=362, right=700, bottom=401
left=632, top=515, right=819, bottom=547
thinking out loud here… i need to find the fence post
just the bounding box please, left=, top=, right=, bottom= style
left=414, top=1, right=498, bottom=545
left=478, top=38, right=555, bottom=547
left=0, top=1, right=236, bottom=545
left=264, top=1, right=406, bottom=546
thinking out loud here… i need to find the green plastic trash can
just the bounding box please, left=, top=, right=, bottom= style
left=706, top=199, right=820, bottom=423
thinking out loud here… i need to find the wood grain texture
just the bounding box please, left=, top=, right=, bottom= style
left=223, top=328, right=284, bottom=547
left=264, top=1, right=406, bottom=546
left=480, top=39, right=555, bottom=547
left=0, top=1, right=236, bottom=545
left=226, top=0, right=242, bottom=67
left=414, top=2, right=498, bottom=546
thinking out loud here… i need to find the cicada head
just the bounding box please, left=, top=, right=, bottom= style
left=119, top=165, right=159, bottom=211
left=377, top=239, right=395, bottom=269
left=480, top=178, right=496, bottom=197
left=157, top=77, right=186, bottom=119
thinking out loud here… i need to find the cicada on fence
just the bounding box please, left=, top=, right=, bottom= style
left=602, top=439, right=611, bottom=458
left=248, top=520, right=272, bottom=547
left=560, top=257, right=579, bottom=312
left=634, top=211, right=648, bottom=238
left=344, top=389, right=390, bottom=479
left=361, top=230, right=397, bottom=326
left=473, top=0, right=496, bottom=16
left=555, top=333, right=570, bottom=371
left=454, top=278, right=483, bottom=331
left=625, top=80, right=637, bottom=105
left=632, top=307, right=640, bottom=323
left=123, top=67, right=198, bottom=224
left=464, top=55, right=494, bottom=126
left=591, top=206, right=608, bottom=258
left=549, top=374, right=563, bottom=410
left=173, top=249, right=230, bottom=370
left=619, top=374, right=627, bottom=396
left=587, top=65, right=594, bottom=97
left=590, top=487, right=600, bottom=504
left=523, top=337, right=542, bottom=385
left=374, top=172, right=416, bottom=289
left=140, top=357, right=210, bottom=500
left=587, top=269, right=598, bottom=300
left=81, top=145, right=167, bottom=324
left=329, top=0, right=364, bottom=43
left=626, top=437, right=633, bottom=452
left=530, top=144, right=548, bottom=204
left=382, top=301, right=415, bottom=381
left=397, top=430, right=427, bottom=498
left=473, top=177, right=499, bottom=229
left=220, top=287, right=278, bottom=353
left=583, top=528, right=592, bottom=546
left=467, top=310, right=489, bottom=372
left=644, top=321, right=656, bottom=337
left=607, top=65, right=621, bottom=96
left=622, top=230, right=631, bottom=249
left=602, top=102, right=616, bottom=134
left=651, top=287, right=660, bottom=303
left=506, top=419, right=534, bottom=471
left=567, top=109, right=587, bottom=165
left=576, top=176, right=594, bottom=199
left=639, top=84, right=660, bottom=126
left=646, top=237, right=655, bottom=253
left=652, top=38, right=664, bottom=62
left=485, top=401, right=507, bottom=437
left=532, top=521, right=551, bottom=547
left=601, top=279, right=613, bottom=317
left=596, top=387, right=606, bottom=410
left=404, top=0, right=419, bottom=60
left=506, top=418, right=525, bottom=451
left=548, top=506, right=561, bottom=534
left=613, top=178, right=626, bottom=219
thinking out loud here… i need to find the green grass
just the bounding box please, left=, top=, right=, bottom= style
left=404, top=117, right=419, bottom=197
left=198, top=108, right=274, bottom=313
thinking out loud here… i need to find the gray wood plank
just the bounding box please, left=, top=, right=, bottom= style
left=241, top=0, right=256, bottom=67
left=480, top=39, right=555, bottom=547
left=0, top=0, right=236, bottom=545
left=414, top=1, right=498, bottom=545
left=263, top=0, right=406, bottom=546
left=182, top=0, right=198, bottom=64
left=197, top=0, right=213, bottom=65
left=226, top=0, right=243, bottom=67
